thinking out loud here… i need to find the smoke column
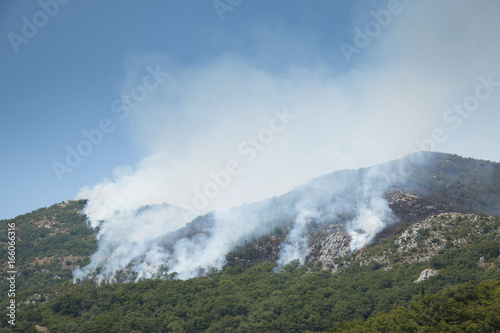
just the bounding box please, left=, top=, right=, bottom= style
left=277, top=200, right=320, bottom=266
left=347, top=165, right=395, bottom=251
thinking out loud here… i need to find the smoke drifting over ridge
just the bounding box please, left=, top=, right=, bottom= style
left=74, top=159, right=406, bottom=282
left=74, top=1, right=500, bottom=282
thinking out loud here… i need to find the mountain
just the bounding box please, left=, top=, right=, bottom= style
left=1, top=152, right=499, bottom=331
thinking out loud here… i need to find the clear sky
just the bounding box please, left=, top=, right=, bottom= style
left=1, top=0, right=500, bottom=220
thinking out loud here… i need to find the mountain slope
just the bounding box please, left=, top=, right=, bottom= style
left=1, top=152, right=500, bottom=331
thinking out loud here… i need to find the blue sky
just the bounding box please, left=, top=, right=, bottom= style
left=1, top=0, right=500, bottom=220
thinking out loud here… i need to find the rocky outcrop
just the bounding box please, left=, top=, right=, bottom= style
left=307, top=230, right=352, bottom=270
left=387, top=189, right=454, bottom=223
left=414, top=269, right=438, bottom=283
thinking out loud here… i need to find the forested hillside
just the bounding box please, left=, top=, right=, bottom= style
left=0, top=201, right=95, bottom=310
left=1, top=152, right=500, bottom=332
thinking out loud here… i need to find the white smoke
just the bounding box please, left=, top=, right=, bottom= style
left=277, top=201, right=320, bottom=266
left=73, top=1, right=500, bottom=281
left=347, top=201, right=390, bottom=252
left=73, top=203, right=192, bottom=282
left=346, top=164, right=395, bottom=251
left=163, top=207, right=269, bottom=280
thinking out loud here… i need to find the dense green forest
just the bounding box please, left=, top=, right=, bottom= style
left=329, top=278, right=500, bottom=332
